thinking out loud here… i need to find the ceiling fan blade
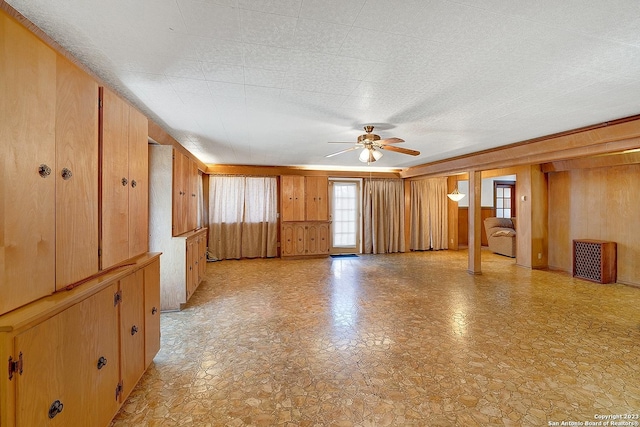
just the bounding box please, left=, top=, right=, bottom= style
left=378, top=137, right=404, bottom=144
left=379, top=145, right=420, bottom=156
left=325, top=146, right=361, bottom=158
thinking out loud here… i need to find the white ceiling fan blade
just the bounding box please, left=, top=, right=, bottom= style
left=325, top=146, right=361, bottom=158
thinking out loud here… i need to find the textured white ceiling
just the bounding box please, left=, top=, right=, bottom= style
left=8, top=0, right=640, bottom=169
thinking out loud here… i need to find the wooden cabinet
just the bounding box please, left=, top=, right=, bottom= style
left=14, top=282, right=120, bottom=427
left=155, top=228, right=207, bottom=311
left=282, top=175, right=306, bottom=221
left=281, top=175, right=330, bottom=258
left=186, top=232, right=206, bottom=301
left=150, top=145, right=207, bottom=311
left=1, top=12, right=56, bottom=315
left=281, top=222, right=330, bottom=257
left=100, top=87, right=148, bottom=270
left=305, top=176, right=329, bottom=221
left=1, top=14, right=100, bottom=315
left=144, top=259, right=161, bottom=368
left=0, top=10, right=158, bottom=427
left=119, top=270, right=145, bottom=401
left=0, top=254, right=160, bottom=427
left=172, top=150, right=199, bottom=236
left=55, top=55, right=99, bottom=289
left=281, top=175, right=328, bottom=221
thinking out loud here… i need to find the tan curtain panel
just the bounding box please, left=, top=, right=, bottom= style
left=363, top=178, right=405, bottom=254
left=410, top=177, right=449, bottom=250
left=208, top=176, right=278, bottom=260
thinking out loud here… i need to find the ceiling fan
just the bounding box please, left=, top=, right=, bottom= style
left=325, top=125, right=420, bottom=163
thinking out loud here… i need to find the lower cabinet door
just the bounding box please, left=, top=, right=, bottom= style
left=294, top=224, right=306, bottom=256
left=318, top=223, right=330, bottom=254
left=119, top=271, right=145, bottom=401
left=14, top=283, right=119, bottom=427
left=144, top=259, right=161, bottom=368
left=306, top=223, right=319, bottom=254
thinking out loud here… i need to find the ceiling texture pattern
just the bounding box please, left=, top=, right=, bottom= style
left=7, top=0, right=640, bottom=169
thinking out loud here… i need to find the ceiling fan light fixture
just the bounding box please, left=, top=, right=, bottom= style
left=359, top=147, right=382, bottom=163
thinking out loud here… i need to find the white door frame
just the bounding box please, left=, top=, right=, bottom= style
left=328, top=178, right=362, bottom=254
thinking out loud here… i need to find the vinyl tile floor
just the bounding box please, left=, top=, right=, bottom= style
left=110, top=250, right=640, bottom=427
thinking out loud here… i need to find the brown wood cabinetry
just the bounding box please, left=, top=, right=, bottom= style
left=1, top=12, right=57, bottom=315
left=55, top=55, right=100, bottom=289
left=281, top=175, right=330, bottom=258
left=281, top=175, right=328, bottom=221
left=281, top=222, right=330, bottom=257
left=144, top=260, right=161, bottom=368
left=1, top=14, right=102, bottom=315
left=150, top=145, right=207, bottom=311
left=282, top=175, right=306, bottom=221
left=0, top=255, right=160, bottom=427
left=0, top=10, right=159, bottom=426
left=119, top=269, right=145, bottom=400
left=305, top=176, right=329, bottom=221
left=172, top=150, right=199, bottom=236
left=100, top=88, right=149, bottom=270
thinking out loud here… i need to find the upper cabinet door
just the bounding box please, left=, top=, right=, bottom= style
left=128, top=107, right=148, bottom=258
left=100, top=87, right=130, bottom=269
left=281, top=175, right=305, bottom=221
left=55, top=55, right=99, bottom=289
left=187, top=159, right=198, bottom=232
left=0, top=13, right=56, bottom=315
left=305, top=176, right=328, bottom=221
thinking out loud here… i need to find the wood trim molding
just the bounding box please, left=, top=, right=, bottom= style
left=401, top=115, right=640, bottom=178
left=147, top=120, right=207, bottom=171
left=541, top=150, right=640, bottom=172
left=205, top=164, right=402, bottom=178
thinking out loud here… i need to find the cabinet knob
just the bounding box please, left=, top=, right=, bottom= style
left=97, top=356, right=108, bottom=370
left=121, top=177, right=128, bottom=186
left=48, top=400, right=64, bottom=419
left=152, top=307, right=158, bottom=315
left=61, top=168, right=73, bottom=180
left=38, top=164, right=52, bottom=178
left=131, top=325, right=138, bottom=335
left=131, top=179, right=137, bottom=188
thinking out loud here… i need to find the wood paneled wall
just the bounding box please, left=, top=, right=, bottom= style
left=548, top=164, right=640, bottom=286
left=458, top=207, right=495, bottom=247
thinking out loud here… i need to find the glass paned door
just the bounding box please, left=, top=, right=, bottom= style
left=329, top=180, right=360, bottom=253
left=494, top=181, right=516, bottom=218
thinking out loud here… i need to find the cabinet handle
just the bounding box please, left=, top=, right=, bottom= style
left=131, top=179, right=137, bottom=188
left=97, top=356, right=108, bottom=370
left=38, top=164, right=52, bottom=178
left=121, top=177, right=128, bottom=186
left=152, top=307, right=158, bottom=315
left=192, top=193, right=196, bottom=197
left=61, top=168, right=73, bottom=180
left=131, top=325, right=138, bottom=335
left=48, top=400, right=64, bottom=419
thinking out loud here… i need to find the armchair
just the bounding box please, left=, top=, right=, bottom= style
left=484, top=217, right=516, bottom=257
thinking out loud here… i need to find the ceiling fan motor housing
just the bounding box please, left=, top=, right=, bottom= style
left=358, top=133, right=380, bottom=144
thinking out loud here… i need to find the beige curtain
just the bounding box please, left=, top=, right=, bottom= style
left=208, top=176, right=277, bottom=260
left=363, top=179, right=405, bottom=254
left=410, top=177, right=448, bottom=250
